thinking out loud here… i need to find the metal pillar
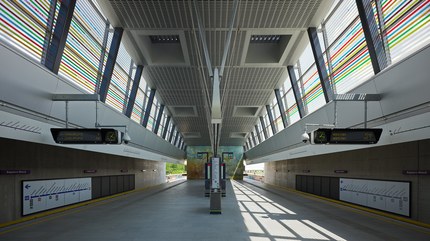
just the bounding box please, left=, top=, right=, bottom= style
left=153, top=104, right=165, bottom=134
left=274, top=89, right=288, bottom=128
left=44, top=0, right=76, bottom=74
left=142, top=89, right=156, bottom=128
left=125, top=65, right=144, bottom=117
left=162, top=116, right=171, bottom=139
left=41, top=0, right=58, bottom=65
left=251, top=131, right=257, bottom=146
left=265, top=105, right=277, bottom=134
left=259, top=116, right=268, bottom=139
left=308, top=27, right=334, bottom=102
left=287, top=66, right=306, bottom=118
left=174, top=131, right=180, bottom=146
left=169, top=125, right=176, bottom=143
left=355, top=0, right=388, bottom=74
left=99, top=27, right=124, bottom=102
left=255, top=125, right=262, bottom=143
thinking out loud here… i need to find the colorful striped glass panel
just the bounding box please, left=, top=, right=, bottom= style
left=382, top=0, right=430, bottom=63
left=0, top=1, right=49, bottom=60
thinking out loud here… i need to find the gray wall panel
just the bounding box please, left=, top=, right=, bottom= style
left=321, top=176, right=330, bottom=198
left=92, top=176, right=102, bottom=199
left=110, top=176, right=118, bottom=195
left=101, top=176, right=110, bottom=197
left=314, top=176, right=321, bottom=196
left=117, top=175, right=124, bottom=193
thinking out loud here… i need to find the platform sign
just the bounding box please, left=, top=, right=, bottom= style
left=339, top=178, right=410, bottom=216
left=211, top=158, right=220, bottom=189
left=23, top=178, right=91, bottom=215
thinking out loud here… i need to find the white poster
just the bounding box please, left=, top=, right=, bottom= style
left=339, top=178, right=410, bottom=216
left=23, top=178, right=92, bottom=215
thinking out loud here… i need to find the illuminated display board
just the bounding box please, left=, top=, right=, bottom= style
left=311, top=128, right=382, bottom=144
left=51, top=128, right=120, bottom=144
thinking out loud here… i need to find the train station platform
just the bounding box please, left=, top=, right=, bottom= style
left=1, top=179, right=429, bottom=241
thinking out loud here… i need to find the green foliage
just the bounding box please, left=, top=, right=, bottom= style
left=166, top=163, right=186, bottom=175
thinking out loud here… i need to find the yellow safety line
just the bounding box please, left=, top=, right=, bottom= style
left=0, top=180, right=186, bottom=234
left=244, top=180, right=430, bottom=231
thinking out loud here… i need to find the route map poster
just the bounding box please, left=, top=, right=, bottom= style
left=339, top=178, right=410, bottom=216
left=22, top=178, right=92, bottom=215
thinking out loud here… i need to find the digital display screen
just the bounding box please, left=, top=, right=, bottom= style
left=329, top=129, right=381, bottom=144
left=51, top=128, right=119, bottom=144
left=311, top=128, right=382, bottom=144
left=313, top=130, right=328, bottom=144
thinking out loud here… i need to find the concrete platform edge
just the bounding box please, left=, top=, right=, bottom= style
left=242, top=179, right=430, bottom=229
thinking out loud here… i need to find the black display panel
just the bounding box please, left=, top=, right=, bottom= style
left=51, top=128, right=120, bottom=144
left=311, top=128, right=382, bottom=144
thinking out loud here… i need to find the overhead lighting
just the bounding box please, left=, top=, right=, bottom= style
left=149, top=35, right=180, bottom=44
left=250, top=35, right=282, bottom=44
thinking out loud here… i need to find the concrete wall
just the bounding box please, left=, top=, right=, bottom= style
left=264, top=139, right=430, bottom=224
left=0, top=137, right=166, bottom=224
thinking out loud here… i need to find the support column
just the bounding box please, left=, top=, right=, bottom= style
left=259, top=116, right=268, bottom=139
left=162, top=116, right=171, bottom=139
left=255, top=125, right=262, bottom=143
left=41, top=0, right=58, bottom=65
left=248, top=137, right=254, bottom=148
left=95, top=21, right=110, bottom=92
left=169, top=125, right=176, bottom=143
left=142, top=89, right=156, bottom=128
left=99, top=27, right=124, bottom=102
left=44, top=0, right=76, bottom=74
left=287, top=66, right=306, bottom=118
left=125, top=65, right=144, bottom=117
left=355, top=0, right=388, bottom=74
left=174, top=131, right=180, bottom=146
left=274, top=89, right=288, bottom=128
left=266, top=105, right=277, bottom=134
left=251, top=131, right=257, bottom=146
left=153, top=104, right=165, bottom=134
left=308, top=27, right=334, bottom=102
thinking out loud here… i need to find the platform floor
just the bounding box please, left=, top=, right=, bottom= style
left=1, top=179, right=429, bottom=241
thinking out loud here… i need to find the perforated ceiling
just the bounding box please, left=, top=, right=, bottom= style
left=98, top=0, right=332, bottom=146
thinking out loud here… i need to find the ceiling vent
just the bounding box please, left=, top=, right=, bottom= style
left=232, top=106, right=262, bottom=117
left=183, top=132, right=201, bottom=138
left=245, top=34, right=292, bottom=64
left=130, top=31, right=189, bottom=65
left=170, top=106, right=198, bottom=117
left=229, top=132, right=248, bottom=138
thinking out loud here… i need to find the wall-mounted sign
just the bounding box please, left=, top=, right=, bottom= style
left=120, top=169, right=128, bottom=173
left=0, top=170, right=31, bottom=175
left=340, top=178, right=410, bottom=216
left=402, top=170, right=429, bottom=175
left=334, top=170, right=348, bottom=174
left=22, top=178, right=92, bottom=215
left=83, top=170, right=97, bottom=174
left=302, top=170, right=310, bottom=173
